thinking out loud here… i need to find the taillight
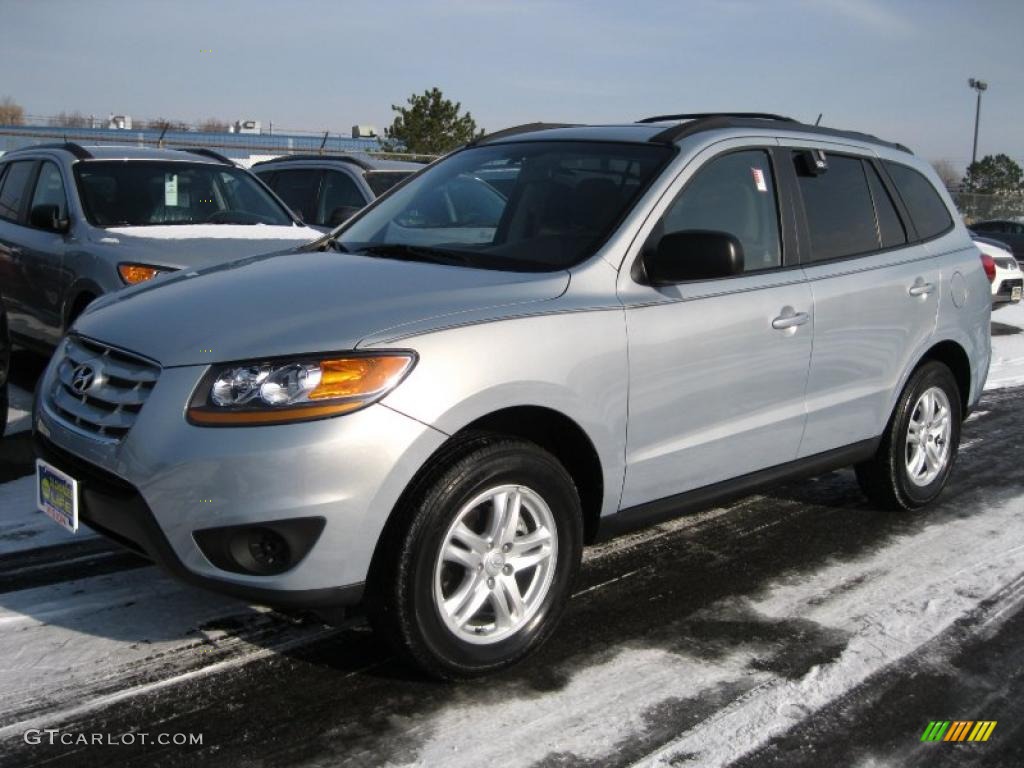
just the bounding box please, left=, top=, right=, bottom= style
left=980, top=252, right=996, bottom=283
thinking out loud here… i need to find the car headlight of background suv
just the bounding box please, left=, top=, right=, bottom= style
left=187, top=353, right=415, bottom=426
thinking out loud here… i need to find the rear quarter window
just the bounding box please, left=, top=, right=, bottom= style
left=883, top=161, right=953, bottom=241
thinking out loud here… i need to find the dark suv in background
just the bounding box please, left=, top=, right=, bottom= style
left=0, top=143, right=319, bottom=355
left=251, top=154, right=422, bottom=230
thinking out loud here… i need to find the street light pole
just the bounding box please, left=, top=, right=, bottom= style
left=968, top=77, right=988, bottom=169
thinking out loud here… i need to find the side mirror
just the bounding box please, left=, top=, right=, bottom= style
left=30, top=204, right=70, bottom=233
left=328, top=206, right=363, bottom=227
left=641, top=230, right=744, bottom=285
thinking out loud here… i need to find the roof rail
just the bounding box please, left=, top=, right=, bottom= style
left=250, top=153, right=374, bottom=171
left=468, top=122, right=580, bottom=146
left=644, top=114, right=912, bottom=154
left=637, top=112, right=797, bottom=124
left=7, top=141, right=93, bottom=160
left=182, top=148, right=236, bottom=166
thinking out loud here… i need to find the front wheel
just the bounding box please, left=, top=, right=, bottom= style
left=368, top=436, right=582, bottom=680
left=856, top=361, right=962, bottom=510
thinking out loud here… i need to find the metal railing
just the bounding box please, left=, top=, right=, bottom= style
left=0, top=125, right=437, bottom=164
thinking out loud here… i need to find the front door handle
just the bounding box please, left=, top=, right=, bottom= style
left=908, top=280, right=934, bottom=297
left=772, top=309, right=810, bottom=330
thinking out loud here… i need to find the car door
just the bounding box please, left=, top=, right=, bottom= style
left=17, top=160, right=74, bottom=346
left=620, top=145, right=814, bottom=508
left=787, top=146, right=941, bottom=457
left=0, top=159, right=40, bottom=341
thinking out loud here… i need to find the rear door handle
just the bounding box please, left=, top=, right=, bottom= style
left=772, top=309, right=809, bottom=330
left=908, top=280, right=934, bottom=297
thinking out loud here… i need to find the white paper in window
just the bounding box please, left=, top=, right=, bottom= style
left=164, top=174, right=178, bottom=206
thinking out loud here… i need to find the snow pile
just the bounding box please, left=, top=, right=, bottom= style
left=988, top=301, right=1024, bottom=390
left=4, top=385, right=32, bottom=435
left=104, top=224, right=319, bottom=241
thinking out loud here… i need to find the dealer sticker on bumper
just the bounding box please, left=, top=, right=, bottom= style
left=1012, top=286, right=1022, bottom=302
left=36, top=459, right=79, bottom=533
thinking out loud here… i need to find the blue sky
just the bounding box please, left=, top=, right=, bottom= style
left=2, top=0, right=1022, bottom=171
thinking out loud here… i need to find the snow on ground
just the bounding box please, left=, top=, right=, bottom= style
left=988, top=301, right=1024, bottom=389
left=4, top=385, right=32, bottom=435
left=104, top=224, right=320, bottom=241
left=0, top=475, right=96, bottom=555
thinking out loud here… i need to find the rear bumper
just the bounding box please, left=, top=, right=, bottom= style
left=34, top=431, right=365, bottom=610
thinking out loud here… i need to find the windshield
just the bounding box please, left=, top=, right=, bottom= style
left=338, top=141, right=672, bottom=271
left=364, top=170, right=415, bottom=197
left=75, top=161, right=294, bottom=227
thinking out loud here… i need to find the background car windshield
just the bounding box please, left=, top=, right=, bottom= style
left=364, top=170, right=414, bottom=196
left=75, top=161, right=293, bottom=227
left=340, top=141, right=672, bottom=270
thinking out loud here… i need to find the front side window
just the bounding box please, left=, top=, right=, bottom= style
left=883, top=161, right=953, bottom=241
left=338, top=141, right=672, bottom=271
left=75, top=162, right=294, bottom=227
left=656, top=149, right=782, bottom=272
left=268, top=169, right=322, bottom=224
left=317, top=171, right=365, bottom=226
left=0, top=161, right=35, bottom=222
left=30, top=161, right=68, bottom=222
left=797, top=154, right=879, bottom=262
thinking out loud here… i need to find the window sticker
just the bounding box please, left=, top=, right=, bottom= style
left=751, top=167, right=767, bottom=192
left=164, top=174, right=178, bottom=206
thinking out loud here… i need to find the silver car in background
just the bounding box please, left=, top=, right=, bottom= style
left=34, top=113, right=990, bottom=679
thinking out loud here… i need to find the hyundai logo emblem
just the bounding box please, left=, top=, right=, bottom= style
left=71, top=364, right=97, bottom=394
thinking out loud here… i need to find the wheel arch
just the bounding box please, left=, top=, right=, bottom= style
left=912, top=339, right=972, bottom=416
left=62, top=279, right=104, bottom=330
left=367, top=405, right=606, bottom=593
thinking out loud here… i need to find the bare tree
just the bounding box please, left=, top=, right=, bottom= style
left=931, top=159, right=961, bottom=191
left=0, top=96, right=25, bottom=126
left=198, top=117, right=229, bottom=133
left=144, top=117, right=191, bottom=132
left=51, top=110, right=91, bottom=128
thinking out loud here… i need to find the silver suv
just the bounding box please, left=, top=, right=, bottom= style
left=33, top=113, right=991, bottom=679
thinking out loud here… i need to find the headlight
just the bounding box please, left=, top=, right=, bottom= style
left=187, top=353, right=415, bottom=426
left=118, top=263, right=174, bottom=285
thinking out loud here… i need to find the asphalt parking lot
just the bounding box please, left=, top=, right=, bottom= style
left=1, top=307, right=1023, bottom=768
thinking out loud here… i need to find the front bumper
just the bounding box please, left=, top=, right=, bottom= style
left=34, top=343, right=448, bottom=608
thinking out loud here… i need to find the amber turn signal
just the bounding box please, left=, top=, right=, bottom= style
left=118, top=263, right=166, bottom=285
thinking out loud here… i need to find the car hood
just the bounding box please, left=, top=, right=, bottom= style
left=74, top=249, right=569, bottom=367
left=86, top=224, right=320, bottom=270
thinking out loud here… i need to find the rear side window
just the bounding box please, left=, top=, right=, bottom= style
left=884, top=162, right=953, bottom=241
left=865, top=164, right=906, bottom=249
left=796, top=154, right=878, bottom=262
left=269, top=169, right=322, bottom=223
left=659, top=149, right=782, bottom=272
left=0, top=161, right=35, bottom=222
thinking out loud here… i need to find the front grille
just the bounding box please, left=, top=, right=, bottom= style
left=47, top=336, right=160, bottom=441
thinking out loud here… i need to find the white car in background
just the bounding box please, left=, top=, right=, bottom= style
left=973, top=235, right=1022, bottom=310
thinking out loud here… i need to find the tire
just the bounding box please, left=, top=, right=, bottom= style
left=367, top=435, right=583, bottom=680
left=855, top=361, right=961, bottom=511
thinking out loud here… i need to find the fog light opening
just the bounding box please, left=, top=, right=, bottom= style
left=229, top=527, right=292, bottom=575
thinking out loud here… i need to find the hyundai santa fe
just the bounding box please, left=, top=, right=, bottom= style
left=32, top=113, right=991, bottom=679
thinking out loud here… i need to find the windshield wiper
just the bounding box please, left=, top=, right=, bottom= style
left=355, top=244, right=471, bottom=266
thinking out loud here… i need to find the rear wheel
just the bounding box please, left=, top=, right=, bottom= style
left=855, top=361, right=961, bottom=510
left=368, top=435, right=582, bottom=680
